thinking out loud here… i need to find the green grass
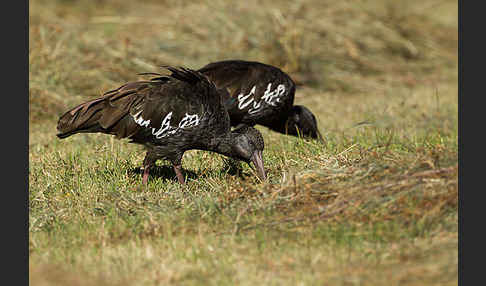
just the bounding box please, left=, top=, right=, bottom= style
left=29, top=0, right=458, bottom=285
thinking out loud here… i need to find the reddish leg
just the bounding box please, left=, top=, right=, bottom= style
left=142, top=152, right=156, bottom=185
left=173, top=164, right=185, bottom=185
left=142, top=164, right=151, bottom=185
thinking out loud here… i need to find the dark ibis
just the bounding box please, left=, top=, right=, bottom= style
left=56, top=66, right=266, bottom=184
left=198, top=60, right=322, bottom=141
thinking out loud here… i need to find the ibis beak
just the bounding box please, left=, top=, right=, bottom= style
left=250, top=150, right=266, bottom=181
left=315, top=129, right=325, bottom=144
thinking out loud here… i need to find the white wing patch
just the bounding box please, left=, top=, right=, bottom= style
left=132, top=111, right=151, bottom=127
left=237, top=86, right=256, bottom=110
left=131, top=111, right=200, bottom=139
left=178, top=113, right=200, bottom=128
left=261, top=83, right=286, bottom=107
left=237, top=83, right=286, bottom=115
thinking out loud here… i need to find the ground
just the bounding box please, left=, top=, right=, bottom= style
left=29, top=0, right=458, bottom=285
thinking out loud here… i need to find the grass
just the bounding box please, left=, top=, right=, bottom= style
left=29, top=0, right=458, bottom=285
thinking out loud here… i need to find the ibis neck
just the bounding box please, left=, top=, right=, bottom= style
left=208, top=133, right=237, bottom=158
left=267, top=117, right=298, bottom=136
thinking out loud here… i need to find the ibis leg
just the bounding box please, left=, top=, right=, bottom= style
left=142, top=152, right=156, bottom=185
left=173, top=164, right=185, bottom=184
left=142, top=165, right=151, bottom=185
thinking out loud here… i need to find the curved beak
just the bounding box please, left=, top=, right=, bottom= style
left=315, top=129, right=325, bottom=144
left=250, top=150, right=266, bottom=181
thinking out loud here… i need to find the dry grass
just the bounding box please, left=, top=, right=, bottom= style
left=29, top=0, right=458, bottom=285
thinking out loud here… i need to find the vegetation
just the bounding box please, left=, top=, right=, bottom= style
left=29, top=0, right=458, bottom=285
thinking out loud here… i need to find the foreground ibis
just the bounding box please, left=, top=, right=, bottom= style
left=56, top=66, right=266, bottom=184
